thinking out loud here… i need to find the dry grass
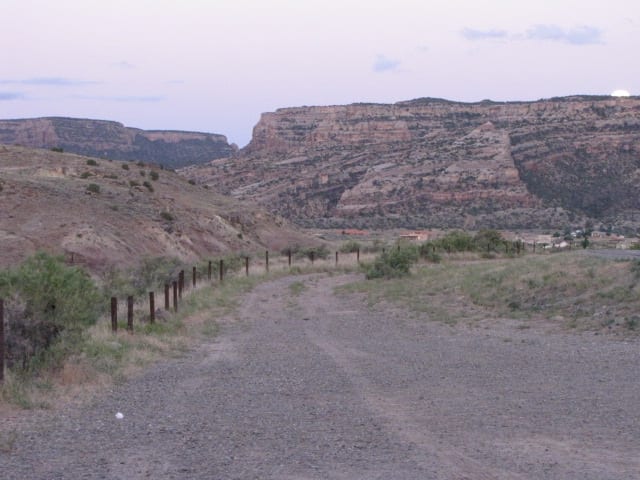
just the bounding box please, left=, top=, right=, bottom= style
left=0, top=259, right=365, bottom=411
left=340, top=252, right=640, bottom=333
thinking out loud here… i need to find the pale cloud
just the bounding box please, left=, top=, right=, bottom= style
left=461, top=28, right=508, bottom=41
left=112, top=61, right=136, bottom=70
left=462, top=24, right=604, bottom=46
left=0, top=92, right=25, bottom=100
left=373, top=55, right=401, bottom=73
left=0, top=77, right=100, bottom=86
left=72, top=94, right=166, bottom=102
left=526, top=25, right=603, bottom=45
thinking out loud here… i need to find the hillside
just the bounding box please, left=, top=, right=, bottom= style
left=0, top=145, right=313, bottom=272
left=0, top=117, right=234, bottom=169
left=183, top=96, right=640, bottom=231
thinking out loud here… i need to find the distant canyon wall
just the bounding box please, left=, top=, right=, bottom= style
left=0, top=117, right=235, bottom=168
left=186, top=96, right=640, bottom=231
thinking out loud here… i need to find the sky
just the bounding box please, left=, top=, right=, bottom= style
left=1, top=0, right=638, bottom=146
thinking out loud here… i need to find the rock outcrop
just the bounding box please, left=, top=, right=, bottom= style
left=185, top=96, right=640, bottom=230
left=0, top=117, right=234, bottom=168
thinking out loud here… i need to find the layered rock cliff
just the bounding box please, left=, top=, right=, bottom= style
left=185, top=96, right=640, bottom=230
left=0, top=117, right=234, bottom=168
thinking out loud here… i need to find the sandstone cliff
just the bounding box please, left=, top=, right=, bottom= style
left=0, top=117, right=234, bottom=168
left=185, top=96, right=640, bottom=231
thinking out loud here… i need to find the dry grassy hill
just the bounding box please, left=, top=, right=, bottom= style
left=0, top=145, right=313, bottom=272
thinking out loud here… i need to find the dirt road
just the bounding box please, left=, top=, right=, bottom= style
left=2, top=273, right=640, bottom=479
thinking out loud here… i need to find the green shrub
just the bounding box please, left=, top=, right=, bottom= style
left=188, top=179, right=196, bottom=185
left=422, top=249, right=442, bottom=263
left=140, top=170, right=146, bottom=177
left=339, top=240, right=361, bottom=253
left=150, top=171, right=159, bottom=181
left=101, top=256, right=182, bottom=298
left=50, top=147, right=63, bottom=153
left=473, top=229, right=504, bottom=252
left=121, top=163, right=129, bottom=170
left=307, top=245, right=330, bottom=260
left=0, top=253, right=100, bottom=372
left=80, top=172, right=93, bottom=179
left=129, top=180, right=140, bottom=187
left=285, top=245, right=331, bottom=261
left=143, top=181, right=153, bottom=192
left=160, top=211, right=174, bottom=222
left=86, top=159, right=98, bottom=166
left=365, top=247, right=419, bottom=279
left=86, top=183, right=100, bottom=194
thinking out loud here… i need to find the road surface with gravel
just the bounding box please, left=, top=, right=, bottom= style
left=2, top=273, right=640, bottom=479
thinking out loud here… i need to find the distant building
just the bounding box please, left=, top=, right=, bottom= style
left=398, top=231, right=431, bottom=242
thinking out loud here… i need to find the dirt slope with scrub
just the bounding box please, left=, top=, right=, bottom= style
left=0, top=145, right=314, bottom=272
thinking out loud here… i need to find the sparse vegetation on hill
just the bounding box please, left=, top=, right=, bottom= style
left=0, top=145, right=314, bottom=272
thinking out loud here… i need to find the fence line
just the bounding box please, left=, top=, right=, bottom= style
left=0, top=241, right=557, bottom=379
left=0, top=298, right=4, bottom=383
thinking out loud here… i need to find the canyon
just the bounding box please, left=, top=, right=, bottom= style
left=184, top=96, right=640, bottom=231
left=0, top=117, right=234, bottom=169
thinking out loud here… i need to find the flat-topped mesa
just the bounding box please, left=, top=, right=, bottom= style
left=186, top=95, right=640, bottom=230
left=245, top=104, right=413, bottom=155
left=0, top=117, right=235, bottom=168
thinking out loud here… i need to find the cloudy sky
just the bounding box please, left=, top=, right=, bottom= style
left=1, top=0, right=638, bottom=146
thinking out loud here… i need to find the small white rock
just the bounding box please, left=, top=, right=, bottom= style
left=115, top=412, right=124, bottom=419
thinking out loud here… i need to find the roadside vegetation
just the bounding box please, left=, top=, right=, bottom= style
left=0, top=249, right=363, bottom=409
left=347, top=250, right=640, bottom=332
left=0, top=252, right=257, bottom=409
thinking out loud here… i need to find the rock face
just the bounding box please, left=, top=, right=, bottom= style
left=186, top=96, right=640, bottom=230
left=0, top=117, right=234, bottom=168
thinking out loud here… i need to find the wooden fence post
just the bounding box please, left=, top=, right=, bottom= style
left=245, top=256, right=249, bottom=276
left=335, top=251, right=338, bottom=266
left=265, top=250, right=269, bottom=273
left=192, top=266, right=197, bottom=288
left=208, top=261, right=212, bottom=281
left=178, top=270, right=184, bottom=299
left=127, top=296, right=134, bottom=333
left=288, top=249, right=292, bottom=267
left=111, top=297, right=118, bottom=333
left=357, top=248, right=360, bottom=264
left=219, top=259, right=224, bottom=283
left=0, top=298, right=4, bottom=383
left=164, top=284, right=170, bottom=310
left=149, top=292, right=155, bottom=324
left=173, top=281, right=178, bottom=312
left=310, top=251, right=315, bottom=265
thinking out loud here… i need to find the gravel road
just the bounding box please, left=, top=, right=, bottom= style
left=2, top=273, right=640, bottom=479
